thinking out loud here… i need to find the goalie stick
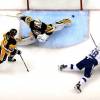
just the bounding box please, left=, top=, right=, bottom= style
left=0, top=12, right=22, bottom=19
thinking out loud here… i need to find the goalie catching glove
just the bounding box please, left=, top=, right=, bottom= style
left=37, top=33, right=49, bottom=43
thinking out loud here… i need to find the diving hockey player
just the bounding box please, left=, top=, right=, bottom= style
left=59, top=46, right=100, bottom=93
left=19, top=16, right=72, bottom=43
left=0, top=29, right=21, bottom=63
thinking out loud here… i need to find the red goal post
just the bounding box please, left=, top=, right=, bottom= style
left=80, top=0, right=83, bottom=10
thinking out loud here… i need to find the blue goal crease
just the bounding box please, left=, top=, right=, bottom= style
left=20, top=11, right=89, bottom=48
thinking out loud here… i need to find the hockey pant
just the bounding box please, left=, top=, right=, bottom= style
left=76, top=56, right=98, bottom=78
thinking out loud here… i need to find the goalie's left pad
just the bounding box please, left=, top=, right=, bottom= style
left=37, top=33, right=49, bottom=43
left=56, top=18, right=72, bottom=26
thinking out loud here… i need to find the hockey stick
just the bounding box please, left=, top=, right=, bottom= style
left=90, top=33, right=97, bottom=48
left=0, top=12, right=22, bottom=18
left=19, top=54, right=29, bottom=72
left=0, top=14, right=18, bottom=18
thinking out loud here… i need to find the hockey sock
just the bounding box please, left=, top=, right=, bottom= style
left=78, top=76, right=89, bottom=86
left=8, top=55, right=16, bottom=62
left=74, top=76, right=89, bottom=93
left=76, top=76, right=89, bottom=90
left=61, top=64, right=80, bottom=71
left=68, top=64, right=79, bottom=71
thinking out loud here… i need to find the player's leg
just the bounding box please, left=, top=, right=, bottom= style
left=59, top=57, right=88, bottom=71
left=74, top=66, right=92, bottom=93
left=8, top=49, right=17, bottom=62
left=59, top=64, right=80, bottom=71
left=74, top=58, right=98, bottom=93
left=0, top=47, right=7, bottom=63
left=54, top=18, right=72, bottom=32
left=56, top=18, right=72, bottom=26
left=0, top=46, right=2, bottom=63
left=17, top=32, right=36, bottom=45
left=53, top=24, right=66, bottom=32
left=74, top=76, right=89, bottom=93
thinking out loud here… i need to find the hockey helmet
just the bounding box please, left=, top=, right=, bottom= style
left=10, top=29, right=17, bottom=36
left=25, top=16, right=33, bottom=25
left=34, top=19, right=42, bottom=28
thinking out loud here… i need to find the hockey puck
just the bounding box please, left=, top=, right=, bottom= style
left=72, top=15, right=75, bottom=18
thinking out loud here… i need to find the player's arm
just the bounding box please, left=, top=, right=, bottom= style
left=1, top=43, right=12, bottom=55
left=16, top=37, right=22, bottom=42
left=29, top=32, right=35, bottom=40
left=20, top=16, right=27, bottom=22
left=20, top=16, right=33, bottom=25
left=1, top=34, right=11, bottom=54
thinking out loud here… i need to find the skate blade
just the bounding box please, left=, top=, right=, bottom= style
left=74, top=86, right=81, bottom=93
left=58, top=65, right=61, bottom=71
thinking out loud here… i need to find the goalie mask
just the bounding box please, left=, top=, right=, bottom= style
left=25, top=16, right=33, bottom=25
left=34, top=19, right=42, bottom=29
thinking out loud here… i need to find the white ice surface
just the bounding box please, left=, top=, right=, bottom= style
left=0, top=11, right=100, bottom=100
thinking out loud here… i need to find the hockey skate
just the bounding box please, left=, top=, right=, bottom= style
left=56, top=19, right=72, bottom=25
left=74, top=83, right=82, bottom=93
left=8, top=57, right=16, bottom=62
left=58, top=64, right=67, bottom=71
